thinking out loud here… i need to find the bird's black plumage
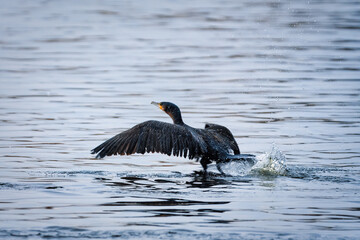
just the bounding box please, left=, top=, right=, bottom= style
left=91, top=102, right=255, bottom=174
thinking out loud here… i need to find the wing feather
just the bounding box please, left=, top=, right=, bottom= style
left=204, top=123, right=240, bottom=155
left=92, top=120, right=207, bottom=159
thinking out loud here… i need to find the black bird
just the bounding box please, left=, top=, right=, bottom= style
left=91, top=102, right=255, bottom=174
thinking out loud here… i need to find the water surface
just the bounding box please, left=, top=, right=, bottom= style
left=0, top=0, right=359, bottom=239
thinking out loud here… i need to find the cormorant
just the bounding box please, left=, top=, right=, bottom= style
left=91, top=102, right=255, bottom=174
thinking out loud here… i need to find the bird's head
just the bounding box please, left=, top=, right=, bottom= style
left=151, top=101, right=184, bottom=125
left=151, top=101, right=178, bottom=113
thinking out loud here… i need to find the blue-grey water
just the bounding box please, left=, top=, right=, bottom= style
left=1, top=0, right=360, bottom=239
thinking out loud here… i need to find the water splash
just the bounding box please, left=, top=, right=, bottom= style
left=218, top=145, right=287, bottom=176
left=215, top=158, right=255, bottom=176
left=251, top=144, right=287, bottom=176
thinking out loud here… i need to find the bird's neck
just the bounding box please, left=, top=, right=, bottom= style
left=169, top=110, right=184, bottom=125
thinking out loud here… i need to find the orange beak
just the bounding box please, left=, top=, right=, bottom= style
left=151, top=101, right=164, bottom=111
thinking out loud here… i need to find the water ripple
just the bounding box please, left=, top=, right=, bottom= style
left=0, top=0, right=359, bottom=239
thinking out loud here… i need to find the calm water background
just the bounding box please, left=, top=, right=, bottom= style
left=1, top=0, right=360, bottom=239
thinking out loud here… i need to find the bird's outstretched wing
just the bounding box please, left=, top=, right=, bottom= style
left=204, top=123, right=240, bottom=155
left=91, top=120, right=207, bottom=159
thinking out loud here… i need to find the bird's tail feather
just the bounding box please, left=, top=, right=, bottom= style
left=225, top=154, right=256, bottom=163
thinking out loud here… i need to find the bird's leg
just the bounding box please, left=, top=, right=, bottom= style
left=216, top=162, right=226, bottom=175
left=200, top=158, right=210, bottom=172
